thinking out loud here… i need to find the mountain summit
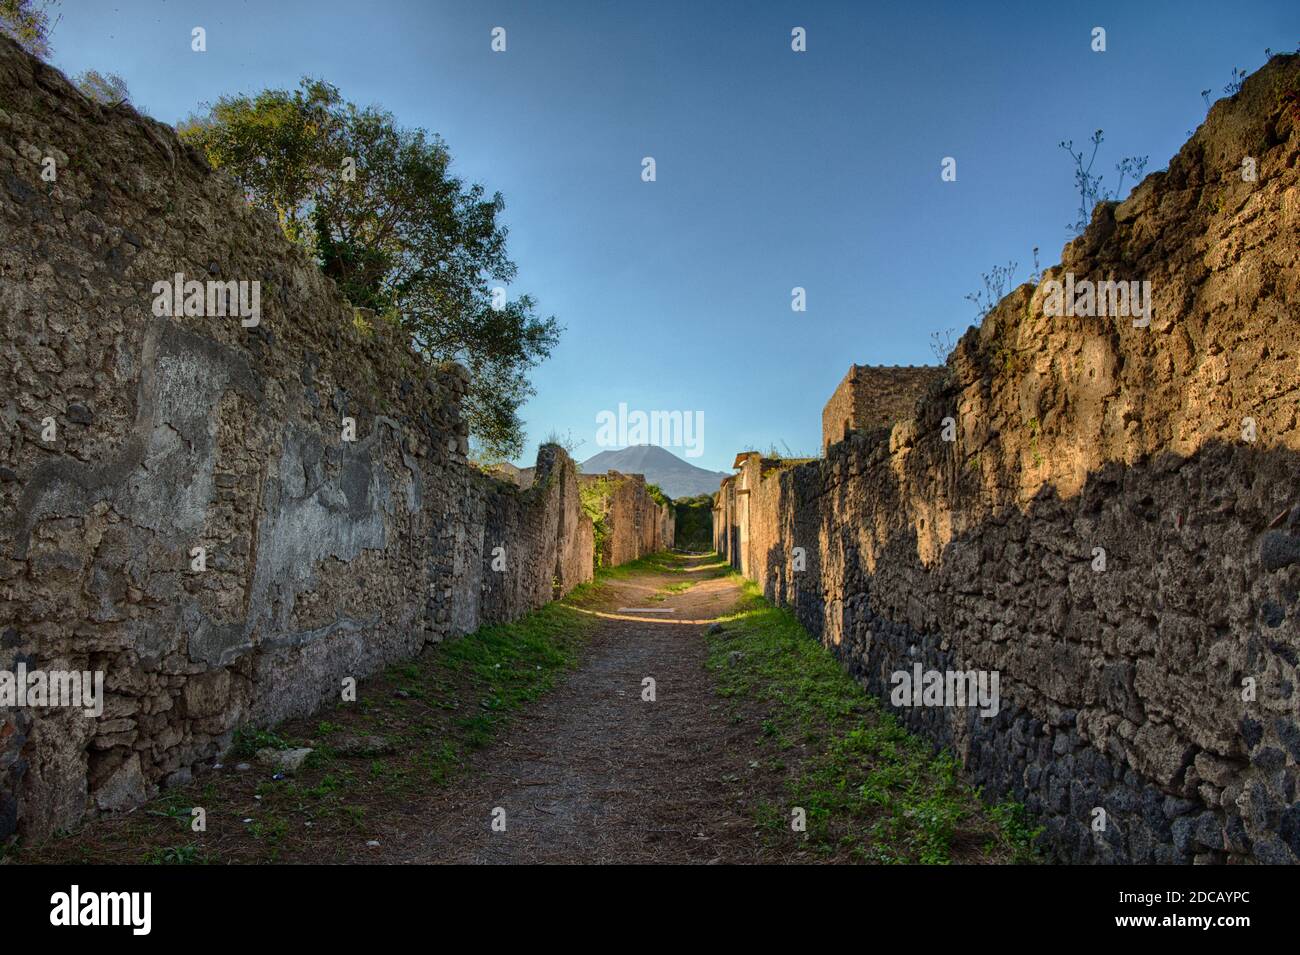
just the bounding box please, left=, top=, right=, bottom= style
left=581, top=445, right=729, bottom=499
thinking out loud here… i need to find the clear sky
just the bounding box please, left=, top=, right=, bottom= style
left=46, top=0, right=1300, bottom=472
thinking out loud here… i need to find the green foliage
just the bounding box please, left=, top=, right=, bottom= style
left=578, top=478, right=670, bottom=565
left=1026, top=415, right=1043, bottom=468
left=231, top=726, right=289, bottom=757
left=579, top=477, right=614, bottom=567
left=542, top=428, right=584, bottom=460
left=644, top=482, right=670, bottom=508
left=74, top=69, right=128, bottom=106
left=708, top=579, right=1040, bottom=863
left=762, top=440, right=816, bottom=460
left=673, top=494, right=714, bottom=550
left=176, top=79, right=338, bottom=247
left=144, top=843, right=206, bottom=865
left=144, top=799, right=192, bottom=825
left=988, top=800, right=1045, bottom=862
left=177, top=77, right=560, bottom=459
left=19, top=576, right=613, bottom=864
left=442, top=601, right=584, bottom=744
left=586, top=550, right=690, bottom=581
left=0, top=0, right=59, bottom=59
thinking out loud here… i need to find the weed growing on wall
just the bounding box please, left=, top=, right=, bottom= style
left=580, top=476, right=615, bottom=567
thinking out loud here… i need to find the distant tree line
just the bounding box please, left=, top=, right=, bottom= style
left=674, top=495, right=714, bottom=552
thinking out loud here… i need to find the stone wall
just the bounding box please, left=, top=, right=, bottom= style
left=0, top=36, right=597, bottom=839
left=580, top=471, right=675, bottom=567
left=452, top=445, right=594, bottom=636
left=716, top=54, right=1300, bottom=863
left=821, top=364, right=945, bottom=453
left=713, top=474, right=735, bottom=561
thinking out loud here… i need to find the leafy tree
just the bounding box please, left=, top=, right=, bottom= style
left=179, top=80, right=340, bottom=249
left=74, top=69, right=129, bottom=106
left=0, top=0, right=60, bottom=58
left=645, top=483, right=670, bottom=508
left=673, top=494, right=715, bottom=551
left=178, top=78, right=560, bottom=458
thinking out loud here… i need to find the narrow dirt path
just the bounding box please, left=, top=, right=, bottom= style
left=19, top=552, right=1026, bottom=865
left=389, top=555, right=763, bottom=863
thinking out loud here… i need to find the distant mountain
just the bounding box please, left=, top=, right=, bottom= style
left=581, top=445, right=729, bottom=500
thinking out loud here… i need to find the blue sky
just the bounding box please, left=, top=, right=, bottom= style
left=48, top=0, right=1300, bottom=473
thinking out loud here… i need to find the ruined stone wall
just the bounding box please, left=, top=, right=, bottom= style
left=451, top=445, right=594, bottom=636
left=0, top=36, right=594, bottom=839
left=581, top=471, right=674, bottom=567
left=718, top=55, right=1300, bottom=863
left=821, top=364, right=945, bottom=453
left=712, top=475, right=736, bottom=562
left=656, top=496, right=676, bottom=556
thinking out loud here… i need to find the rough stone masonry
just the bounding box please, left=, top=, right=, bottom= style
left=0, top=35, right=656, bottom=839
left=580, top=470, right=675, bottom=568
left=821, top=364, right=945, bottom=453
left=717, top=55, right=1300, bottom=863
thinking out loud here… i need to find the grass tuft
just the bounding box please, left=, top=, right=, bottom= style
left=16, top=582, right=603, bottom=864
left=708, top=577, right=1041, bottom=864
